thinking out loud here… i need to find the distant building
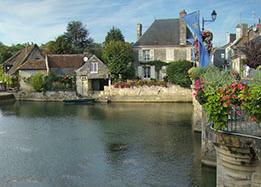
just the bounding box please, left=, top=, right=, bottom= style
left=133, top=10, right=193, bottom=80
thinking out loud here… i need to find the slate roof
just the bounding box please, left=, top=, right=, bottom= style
left=47, top=54, right=85, bottom=69
left=134, top=18, right=192, bottom=46
left=18, top=59, right=46, bottom=70
left=3, top=44, right=40, bottom=74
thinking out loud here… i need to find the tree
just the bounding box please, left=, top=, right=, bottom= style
left=239, top=39, right=261, bottom=69
left=104, top=27, right=125, bottom=45
left=166, top=60, right=193, bottom=88
left=65, top=21, right=93, bottom=53
left=0, top=43, right=26, bottom=64
left=102, top=41, right=134, bottom=80
left=85, top=43, right=103, bottom=60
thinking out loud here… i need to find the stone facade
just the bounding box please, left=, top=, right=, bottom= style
left=76, top=55, right=109, bottom=96
left=207, top=126, right=261, bottom=187
left=133, top=10, right=192, bottom=80
left=15, top=91, right=78, bottom=101
left=97, top=85, right=192, bottom=102
left=18, top=70, right=47, bottom=91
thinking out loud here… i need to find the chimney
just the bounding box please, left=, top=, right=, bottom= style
left=45, top=55, right=50, bottom=74
left=227, top=33, right=236, bottom=43
left=137, top=23, right=142, bottom=40
left=179, top=9, right=187, bottom=45
left=236, top=23, right=248, bottom=40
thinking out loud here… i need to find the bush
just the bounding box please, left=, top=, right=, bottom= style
left=30, top=72, right=45, bottom=92
left=166, top=60, right=193, bottom=87
left=188, top=67, right=205, bottom=81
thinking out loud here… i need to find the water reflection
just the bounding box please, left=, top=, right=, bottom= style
left=0, top=101, right=216, bottom=187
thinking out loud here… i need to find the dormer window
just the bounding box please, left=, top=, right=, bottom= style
left=91, top=62, right=98, bottom=73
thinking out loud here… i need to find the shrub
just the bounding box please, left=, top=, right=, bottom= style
left=166, top=60, right=193, bottom=87
left=30, top=72, right=45, bottom=92
left=188, top=67, right=205, bottom=81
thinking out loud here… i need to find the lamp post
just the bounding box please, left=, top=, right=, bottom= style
left=202, top=10, right=217, bottom=31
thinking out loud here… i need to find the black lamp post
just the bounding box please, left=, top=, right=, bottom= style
left=202, top=10, right=217, bottom=31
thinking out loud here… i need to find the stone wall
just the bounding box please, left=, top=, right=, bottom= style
left=207, top=125, right=261, bottom=187
left=15, top=91, right=78, bottom=101
left=97, top=85, right=192, bottom=103
left=192, top=94, right=203, bottom=132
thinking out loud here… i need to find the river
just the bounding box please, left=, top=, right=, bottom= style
left=0, top=101, right=216, bottom=187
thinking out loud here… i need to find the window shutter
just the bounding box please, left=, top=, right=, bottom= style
left=138, top=50, right=143, bottom=61
left=150, top=66, right=156, bottom=79
left=138, top=66, right=143, bottom=78
left=150, top=49, right=154, bottom=61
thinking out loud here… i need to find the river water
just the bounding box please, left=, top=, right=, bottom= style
left=0, top=102, right=216, bottom=187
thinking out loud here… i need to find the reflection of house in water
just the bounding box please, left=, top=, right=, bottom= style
left=76, top=55, right=109, bottom=96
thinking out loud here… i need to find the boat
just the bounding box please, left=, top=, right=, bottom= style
left=63, top=98, right=96, bottom=105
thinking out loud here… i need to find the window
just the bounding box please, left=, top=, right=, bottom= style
left=143, top=66, right=151, bottom=78
left=91, top=62, right=98, bottom=73
left=143, top=50, right=151, bottom=61
left=221, top=53, right=225, bottom=59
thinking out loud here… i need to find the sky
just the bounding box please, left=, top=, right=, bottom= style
left=0, top=0, right=260, bottom=47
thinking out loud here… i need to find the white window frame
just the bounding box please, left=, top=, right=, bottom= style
left=143, top=50, right=151, bottom=61
left=91, top=62, right=98, bottom=73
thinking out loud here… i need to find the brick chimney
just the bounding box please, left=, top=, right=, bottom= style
left=179, top=9, right=187, bottom=45
left=136, top=23, right=142, bottom=40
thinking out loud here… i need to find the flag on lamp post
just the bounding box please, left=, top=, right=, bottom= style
left=183, top=11, right=210, bottom=67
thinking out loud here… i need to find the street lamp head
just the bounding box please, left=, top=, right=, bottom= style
left=211, top=10, right=217, bottom=21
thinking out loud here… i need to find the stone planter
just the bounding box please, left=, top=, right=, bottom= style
left=207, top=124, right=261, bottom=187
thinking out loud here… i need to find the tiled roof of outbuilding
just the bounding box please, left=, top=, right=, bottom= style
left=47, top=54, right=85, bottom=69
left=18, top=59, right=46, bottom=70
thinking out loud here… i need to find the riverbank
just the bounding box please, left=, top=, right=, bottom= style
left=0, top=92, right=15, bottom=104
left=13, top=85, right=193, bottom=103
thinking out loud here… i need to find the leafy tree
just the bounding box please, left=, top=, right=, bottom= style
left=104, top=27, right=125, bottom=45
left=102, top=41, right=134, bottom=80
left=239, top=39, right=261, bottom=69
left=65, top=21, right=93, bottom=53
left=0, top=42, right=25, bottom=64
left=85, top=43, right=103, bottom=60
left=30, top=72, right=45, bottom=92
left=166, top=60, right=193, bottom=88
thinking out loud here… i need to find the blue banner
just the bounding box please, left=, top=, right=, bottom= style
left=183, top=11, right=210, bottom=67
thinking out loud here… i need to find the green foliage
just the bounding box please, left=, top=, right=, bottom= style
left=240, top=85, right=261, bottom=123
left=250, top=71, right=261, bottom=87
left=143, top=60, right=168, bottom=72
left=43, top=35, right=73, bottom=54
left=65, top=21, right=93, bottom=53
left=203, top=90, right=228, bottom=129
left=102, top=41, right=134, bottom=80
left=104, top=27, right=125, bottom=45
left=85, top=43, right=103, bottom=60
left=166, top=60, right=193, bottom=88
left=42, top=21, right=93, bottom=54
left=43, top=73, right=76, bottom=91
left=0, top=42, right=26, bottom=64
left=0, top=66, right=13, bottom=87
left=202, top=65, right=235, bottom=92
left=188, top=66, right=205, bottom=80
left=30, top=72, right=45, bottom=92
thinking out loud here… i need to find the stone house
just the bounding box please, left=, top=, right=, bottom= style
left=3, top=44, right=44, bottom=75
left=6, top=45, right=109, bottom=93
left=225, top=21, right=261, bottom=74
left=75, top=55, right=109, bottom=96
left=133, top=10, right=193, bottom=80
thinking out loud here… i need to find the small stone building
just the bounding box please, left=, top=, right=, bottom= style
left=75, top=55, right=109, bottom=96
left=133, top=10, right=193, bottom=80
left=18, top=59, right=47, bottom=91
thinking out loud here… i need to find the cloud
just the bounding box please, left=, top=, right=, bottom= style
left=0, top=0, right=260, bottom=46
